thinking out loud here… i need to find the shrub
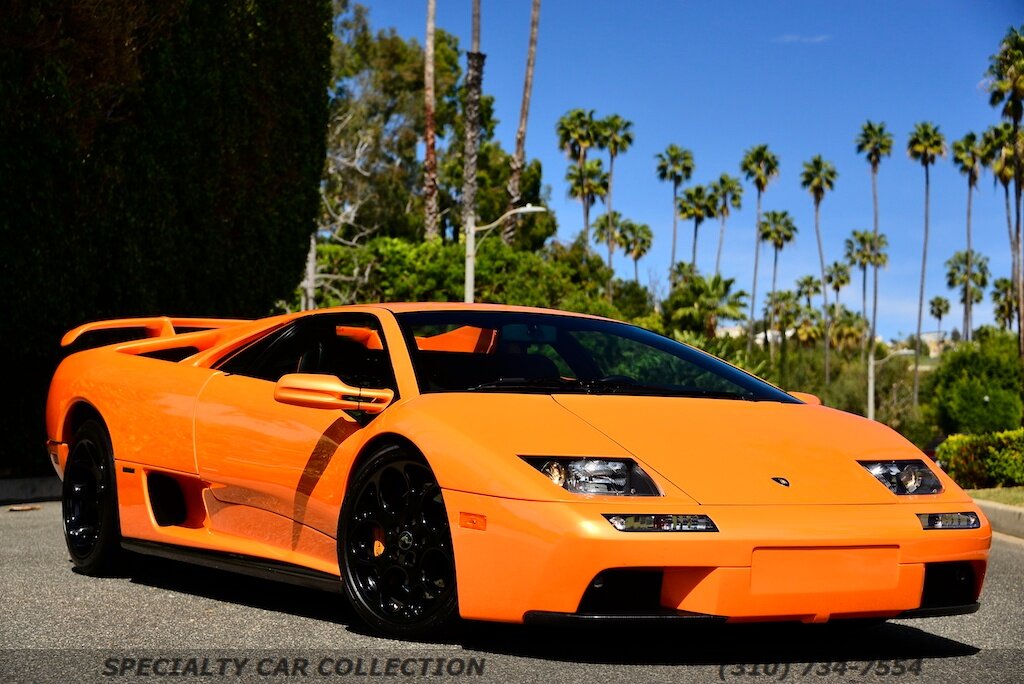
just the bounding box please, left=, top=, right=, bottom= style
left=937, top=429, right=1024, bottom=489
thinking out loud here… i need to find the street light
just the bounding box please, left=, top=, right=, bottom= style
left=867, top=348, right=914, bottom=421
left=464, top=203, right=548, bottom=303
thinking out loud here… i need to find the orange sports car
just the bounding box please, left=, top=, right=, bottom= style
left=46, top=304, right=990, bottom=638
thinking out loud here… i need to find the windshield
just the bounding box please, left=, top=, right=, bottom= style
left=395, top=311, right=797, bottom=402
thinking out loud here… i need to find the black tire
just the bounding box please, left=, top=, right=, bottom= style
left=62, top=419, right=122, bottom=575
left=339, top=444, right=458, bottom=639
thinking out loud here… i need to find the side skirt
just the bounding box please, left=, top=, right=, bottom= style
left=122, top=539, right=343, bottom=594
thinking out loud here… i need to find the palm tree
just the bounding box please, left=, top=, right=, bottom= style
left=601, top=115, right=634, bottom=268
left=668, top=274, right=747, bottom=339
left=907, top=121, right=947, bottom=404
left=566, top=158, right=609, bottom=247
left=461, top=0, right=485, bottom=247
left=740, top=144, right=780, bottom=353
left=709, top=174, right=743, bottom=276
left=830, top=306, right=868, bottom=354
left=423, top=0, right=440, bottom=239
left=983, top=123, right=1019, bottom=335
left=593, top=210, right=622, bottom=282
left=800, top=154, right=838, bottom=383
left=619, top=220, right=653, bottom=283
left=952, top=132, right=985, bottom=340
left=825, top=261, right=851, bottom=307
left=945, top=250, right=990, bottom=337
left=992, top=277, right=1017, bottom=330
left=559, top=110, right=604, bottom=246
left=929, top=296, right=950, bottom=338
left=504, top=0, right=542, bottom=244
left=656, top=145, right=695, bottom=282
left=987, top=26, right=1024, bottom=353
left=796, top=275, right=822, bottom=309
left=845, top=230, right=887, bottom=358
left=760, top=210, right=797, bottom=359
left=855, top=120, right=893, bottom=359
left=678, top=184, right=715, bottom=269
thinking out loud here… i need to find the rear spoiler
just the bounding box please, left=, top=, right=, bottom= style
left=61, top=317, right=251, bottom=348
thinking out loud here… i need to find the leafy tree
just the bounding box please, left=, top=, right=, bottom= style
left=825, top=261, right=851, bottom=307
left=709, top=173, right=743, bottom=276
left=618, top=219, right=653, bottom=283
left=677, top=184, right=716, bottom=270
left=856, top=121, right=894, bottom=357
left=665, top=274, right=747, bottom=339
left=759, top=210, right=797, bottom=357
left=908, top=121, right=947, bottom=403
left=930, top=296, right=951, bottom=336
left=600, top=114, right=634, bottom=267
left=593, top=210, right=623, bottom=298
left=656, top=144, right=695, bottom=282
left=741, top=144, right=780, bottom=353
left=800, top=154, right=838, bottom=384
left=953, top=132, right=986, bottom=340
left=796, top=275, right=823, bottom=309
left=993, top=277, right=1017, bottom=330
left=946, top=251, right=990, bottom=333
left=566, top=159, right=609, bottom=247
left=504, top=0, right=542, bottom=244
left=986, top=25, right=1024, bottom=352
left=558, top=109, right=604, bottom=245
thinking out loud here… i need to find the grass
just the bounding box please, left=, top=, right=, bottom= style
left=968, top=486, right=1024, bottom=507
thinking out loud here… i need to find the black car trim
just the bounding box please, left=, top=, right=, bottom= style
left=122, top=539, right=342, bottom=593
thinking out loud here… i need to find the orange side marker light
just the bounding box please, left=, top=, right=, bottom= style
left=459, top=512, right=487, bottom=531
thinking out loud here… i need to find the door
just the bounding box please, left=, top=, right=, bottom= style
left=193, top=312, right=398, bottom=539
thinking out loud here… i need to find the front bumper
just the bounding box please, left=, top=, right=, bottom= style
left=442, top=491, right=991, bottom=624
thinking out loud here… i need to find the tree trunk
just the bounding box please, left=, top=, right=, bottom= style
left=965, top=181, right=973, bottom=341
left=504, top=0, right=540, bottom=244
left=769, top=247, right=779, bottom=364
left=869, top=165, right=880, bottom=368
left=423, top=0, right=440, bottom=240
left=913, top=164, right=931, bottom=406
left=715, top=215, right=726, bottom=276
left=1005, top=183, right=1019, bottom=337
left=462, top=2, right=485, bottom=251
left=860, top=265, right=867, bottom=363
left=670, top=180, right=679, bottom=285
left=634, top=258, right=639, bottom=284
left=1015, top=117, right=1023, bottom=357
left=302, top=233, right=317, bottom=310
left=746, top=190, right=762, bottom=354
left=606, top=154, right=616, bottom=300
left=691, top=218, right=699, bottom=269
left=814, top=201, right=831, bottom=386
left=582, top=197, right=590, bottom=249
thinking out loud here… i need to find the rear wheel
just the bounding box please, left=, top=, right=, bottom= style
left=339, top=445, right=458, bottom=638
left=62, top=419, right=122, bottom=575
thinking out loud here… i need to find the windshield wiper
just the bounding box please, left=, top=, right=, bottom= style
left=467, top=377, right=586, bottom=392
left=583, top=379, right=756, bottom=400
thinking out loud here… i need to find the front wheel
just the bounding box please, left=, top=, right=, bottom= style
left=62, top=419, right=122, bottom=575
left=339, top=445, right=458, bottom=638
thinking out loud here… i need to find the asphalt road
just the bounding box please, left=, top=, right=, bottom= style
left=1, top=502, right=1022, bottom=684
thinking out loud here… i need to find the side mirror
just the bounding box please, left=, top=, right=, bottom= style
left=789, top=391, right=822, bottom=406
left=274, top=373, right=394, bottom=414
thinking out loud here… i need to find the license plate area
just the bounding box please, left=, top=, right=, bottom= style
left=751, top=546, right=900, bottom=596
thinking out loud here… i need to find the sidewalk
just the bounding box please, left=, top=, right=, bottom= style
left=975, top=499, right=1024, bottom=539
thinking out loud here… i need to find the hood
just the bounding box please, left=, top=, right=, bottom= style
left=551, top=394, right=958, bottom=505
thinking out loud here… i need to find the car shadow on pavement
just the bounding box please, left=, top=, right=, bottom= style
left=122, top=554, right=980, bottom=665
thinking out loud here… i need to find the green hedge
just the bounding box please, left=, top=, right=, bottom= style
left=0, top=1, right=331, bottom=476
left=936, top=429, right=1024, bottom=489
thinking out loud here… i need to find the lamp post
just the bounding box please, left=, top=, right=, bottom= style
left=464, top=203, right=547, bottom=303
left=867, top=348, right=914, bottom=421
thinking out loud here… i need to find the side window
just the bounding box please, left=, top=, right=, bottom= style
left=217, top=314, right=397, bottom=391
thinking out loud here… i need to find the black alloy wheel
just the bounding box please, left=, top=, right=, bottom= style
left=62, top=419, right=122, bottom=574
left=340, top=445, right=458, bottom=638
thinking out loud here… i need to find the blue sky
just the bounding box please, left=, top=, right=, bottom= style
left=362, top=1, right=1021, bottom=340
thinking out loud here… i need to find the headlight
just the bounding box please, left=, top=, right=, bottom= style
left=522, top=457, right=661, bottom=496
left=917, top=512, right=981, bottom=530
left=603, top=513, right=718, bottom=532
left=859, top=460, right=943, bottom=495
